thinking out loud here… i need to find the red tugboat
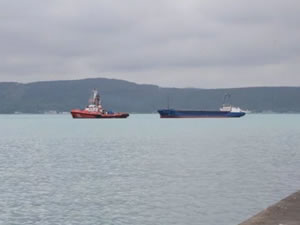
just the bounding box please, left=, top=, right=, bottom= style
left=71, top=89, right=129, bottom=119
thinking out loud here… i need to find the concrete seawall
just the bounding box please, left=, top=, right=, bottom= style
left=239, top=190, right=300, bottom=225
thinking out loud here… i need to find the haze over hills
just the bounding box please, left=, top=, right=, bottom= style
left=0, top=78, right=299, bottom=114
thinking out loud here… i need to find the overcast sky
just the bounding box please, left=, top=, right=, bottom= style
left=0, top=0, right=300, bottom=88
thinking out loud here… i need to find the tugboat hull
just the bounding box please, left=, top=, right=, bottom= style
left=71, top=110, right=129, bottom=119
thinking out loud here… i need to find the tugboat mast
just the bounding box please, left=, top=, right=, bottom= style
left=90, top=89, right=101, bottom=106
left=94, top=89, right=101, bottom=106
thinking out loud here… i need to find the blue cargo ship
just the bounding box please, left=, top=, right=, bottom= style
left=158, top=94, right=246, bottom=118
left=158, top=107, right=246, bottom=118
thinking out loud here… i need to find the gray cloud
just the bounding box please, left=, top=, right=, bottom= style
left=0, top=0, right=300, bottom=87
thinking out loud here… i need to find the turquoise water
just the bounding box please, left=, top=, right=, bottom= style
left=0, top=114, right=300, bottom=225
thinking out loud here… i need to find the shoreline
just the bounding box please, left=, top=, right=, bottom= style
left=239, top=190, right=300, bottom=225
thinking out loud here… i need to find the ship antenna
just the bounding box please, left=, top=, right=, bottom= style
left=223, top=93, right=231, bottom=106
left=94, top=89, right=100, bottom=106
left=167, top=96, right=170, bottom=109
left=89, top=89, right=100, bottom=105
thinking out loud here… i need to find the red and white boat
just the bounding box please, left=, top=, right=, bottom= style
left=71, top=89, right=129, bottom=119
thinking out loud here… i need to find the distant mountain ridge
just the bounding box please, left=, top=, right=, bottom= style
left=0, top=78, right=299, bottom=113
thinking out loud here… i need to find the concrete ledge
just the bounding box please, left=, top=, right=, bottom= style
left=239, top=190, right=300, bottom=225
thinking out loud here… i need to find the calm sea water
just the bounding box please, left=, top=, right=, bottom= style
left=0, top=114, right=300, bottom=225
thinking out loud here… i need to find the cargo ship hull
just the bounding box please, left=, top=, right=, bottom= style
left=158, top=109, right=245, bottom=118
left=71, top=110, right=129, bottom=119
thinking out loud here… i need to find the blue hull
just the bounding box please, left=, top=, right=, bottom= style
left=158, top=109, right=246, bottom=118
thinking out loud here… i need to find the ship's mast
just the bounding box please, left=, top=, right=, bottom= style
left=89, top=89, right=101, bottom=106
left=223, top=93, right=231, bottom=106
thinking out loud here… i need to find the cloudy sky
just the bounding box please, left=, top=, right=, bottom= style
left=0, top=0, right=300, bottom=88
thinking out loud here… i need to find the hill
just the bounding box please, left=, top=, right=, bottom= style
left=0, top=78, right=299, bottom=113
